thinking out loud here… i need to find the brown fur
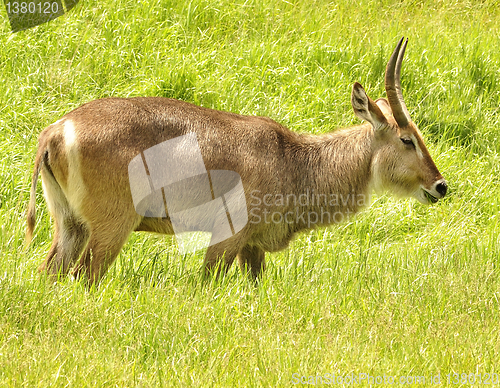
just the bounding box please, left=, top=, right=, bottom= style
left=26, top=42, right=446, bottom=285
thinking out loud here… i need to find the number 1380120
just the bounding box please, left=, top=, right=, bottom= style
left=447, top=373, right=498, bottom=385
left=5, top=2, right=59, bottom=14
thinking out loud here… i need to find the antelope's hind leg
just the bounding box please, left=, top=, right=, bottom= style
left=72, top=212, right=141, bottom=286
left=39, top=217, right=90, bottom=279
left=38, top=169, right=90, bottom=279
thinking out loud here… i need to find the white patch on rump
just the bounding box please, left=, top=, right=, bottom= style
left=63, top=120, right=86, bottom=213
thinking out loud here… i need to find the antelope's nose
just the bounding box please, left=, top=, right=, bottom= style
left=435, top=180, right=448, bottom=197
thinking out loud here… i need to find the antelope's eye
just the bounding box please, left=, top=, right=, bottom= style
left=401, top=137, right=415, bottom=147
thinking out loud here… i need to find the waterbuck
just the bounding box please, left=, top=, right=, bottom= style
left=26, top=38, right=447, bottom=284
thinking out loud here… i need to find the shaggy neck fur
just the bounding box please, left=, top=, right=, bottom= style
left=288, top=124, right=375, bottom=227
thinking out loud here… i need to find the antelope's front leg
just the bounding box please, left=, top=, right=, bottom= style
left=238, top=245, right=266, bottom=280
left=203, top=238, right=243, bottom=278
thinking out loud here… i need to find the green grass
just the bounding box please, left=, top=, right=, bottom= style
left=1, top=0, right=500, bottom=386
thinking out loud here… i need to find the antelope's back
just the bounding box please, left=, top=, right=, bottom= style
left=44, top=97, right=300, bottom=209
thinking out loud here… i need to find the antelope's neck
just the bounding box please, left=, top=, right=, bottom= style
left=290, top=124, right=375, bottom=215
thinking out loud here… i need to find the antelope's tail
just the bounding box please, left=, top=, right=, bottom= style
left=26, top=145, right=46, bottom=244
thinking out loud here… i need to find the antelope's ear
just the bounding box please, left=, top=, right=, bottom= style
left=351, top=82, right=388, bottom=130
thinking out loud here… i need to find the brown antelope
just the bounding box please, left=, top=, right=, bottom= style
left=26, top=38, right=447, bottom=284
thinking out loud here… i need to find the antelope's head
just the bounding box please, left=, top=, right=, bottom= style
left=351, top=37, right=447, bottom=204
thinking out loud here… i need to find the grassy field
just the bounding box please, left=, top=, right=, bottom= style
left=1, top=0, right=500, bottom=386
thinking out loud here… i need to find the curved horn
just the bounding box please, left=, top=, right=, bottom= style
left=385, top=37, right=411, bottom=127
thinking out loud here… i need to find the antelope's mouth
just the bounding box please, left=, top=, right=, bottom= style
left=423, top=189, right=439, bottom=204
